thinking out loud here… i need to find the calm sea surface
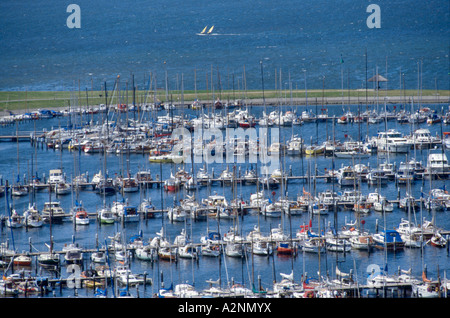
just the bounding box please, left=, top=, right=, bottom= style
left=0, top=0, right=449, bottom=91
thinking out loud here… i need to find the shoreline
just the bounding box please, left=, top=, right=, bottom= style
left=0, top=89, right=449, bottom=116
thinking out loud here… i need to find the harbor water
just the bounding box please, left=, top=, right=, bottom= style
left=0, top=102, right=449, bottom=298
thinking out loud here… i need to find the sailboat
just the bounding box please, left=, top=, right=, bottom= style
left=197, top=25, right=214, bottom=35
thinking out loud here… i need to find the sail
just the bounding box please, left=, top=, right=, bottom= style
left=201, top=26, right=208, bottom=34
left=207, top=25, right=214, bottom=34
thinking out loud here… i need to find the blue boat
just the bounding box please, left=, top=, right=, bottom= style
left=373, top=230, right=405, bottom=250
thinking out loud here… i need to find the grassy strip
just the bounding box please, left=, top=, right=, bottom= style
left=0, top=89, right=448, bottom=111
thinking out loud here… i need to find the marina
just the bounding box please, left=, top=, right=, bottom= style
left=0, top=97, right=449, bottom=299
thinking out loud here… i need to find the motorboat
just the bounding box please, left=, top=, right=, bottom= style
left=54, top=182, right=71, bottom=195
left=49, top=169, right=65, bottom=184
left=72, top=203, right=90, bottom=225
left=225, top=242, right=245, bottom=258
left=366, top=169, right=388, bottom=186
left=120, top=177, right=139, bottom=193
left=373, top=230, right=405, bottom=250
left=337, top=166, right=357, bottom=187
left=408, top=128, right=440, bottom=149
left=250, top=240, right=273, bottom=256
left=97, top=207, right=115, bottom=224
left=42, top=201, right=66, bottom=223
left=375, top=129, right=409, bottom=153
left=426, top=152, right=450, bottom=176
left=115, top=266, right=141, bottom=286
left=349, top=234, right=374, bottom=251
left=286, top=135, right=303, bottom=155
left=90, top=250, right=107, bottom=263
left=135, top=245, right=157, bottom=261
left=167, top=206, right=187, bottom=222
left=119, top=205, right=140, bottom=223
left=63, top=243, right=84, bottom=265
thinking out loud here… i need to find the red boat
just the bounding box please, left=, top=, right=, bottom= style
left=13, top=255, right=32, bottom=266
left=276, top=242, right=296, bottom=255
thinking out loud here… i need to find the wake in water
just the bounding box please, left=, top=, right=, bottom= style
left=196, top=33, right=242, bottom=36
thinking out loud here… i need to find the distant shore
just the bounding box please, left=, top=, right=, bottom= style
left=0, top=89, right=448, bottom=116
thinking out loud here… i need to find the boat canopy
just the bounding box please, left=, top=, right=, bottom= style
left=383, top=230, right=403, bottom=243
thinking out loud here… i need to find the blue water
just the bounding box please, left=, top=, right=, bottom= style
left=0, top=0, right=449, bottom=91
left=0, top=104, right=449, bottom=298
left=0, top=0, right=449, bottom=298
